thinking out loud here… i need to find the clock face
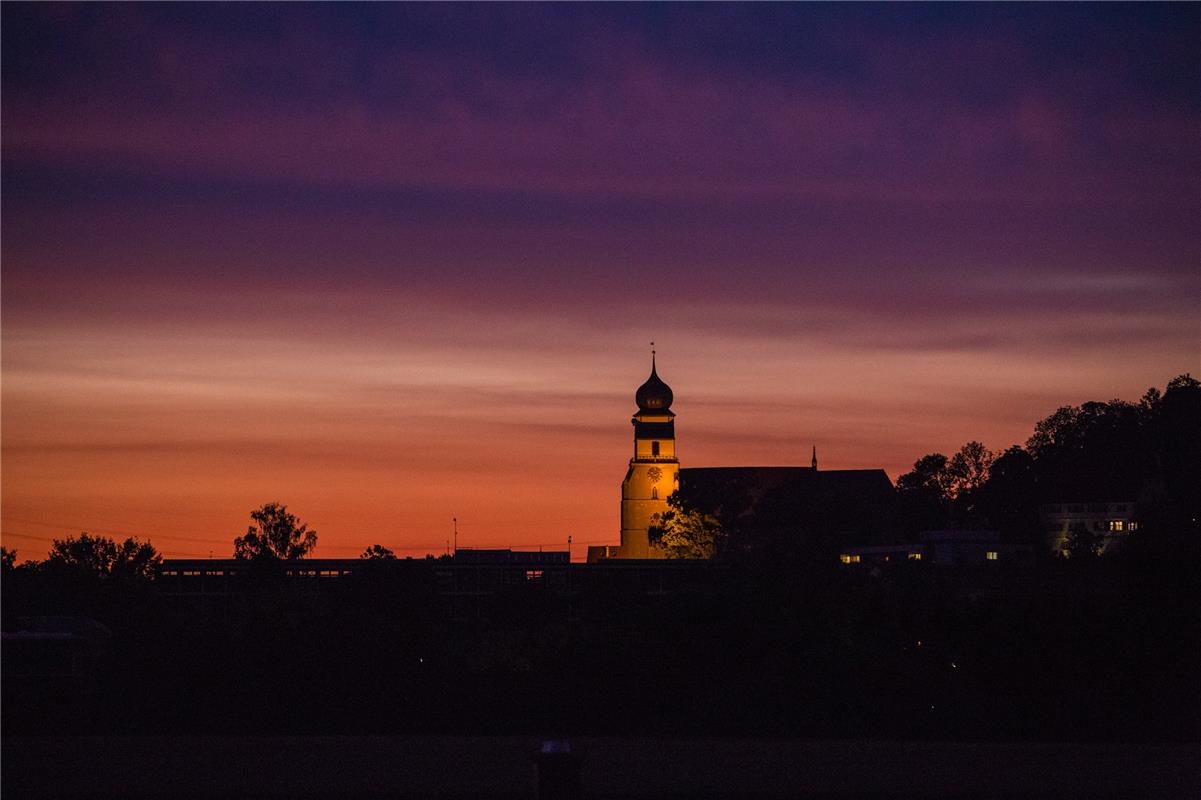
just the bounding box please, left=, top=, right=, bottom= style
left=647, top=467, right=663, bottom=483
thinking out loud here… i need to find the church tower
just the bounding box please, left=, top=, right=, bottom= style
left=619, top=352, right=678, bottom=558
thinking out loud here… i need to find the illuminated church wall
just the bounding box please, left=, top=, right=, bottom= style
left=617, top=354, right=677, bottom=559
left=603, top=354, right=898, bottom=563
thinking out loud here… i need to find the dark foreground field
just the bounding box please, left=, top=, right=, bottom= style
left=4, top=736, right=1198, bottom=799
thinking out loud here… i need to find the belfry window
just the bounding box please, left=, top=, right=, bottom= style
left=651, top=441, right=660, bottom=456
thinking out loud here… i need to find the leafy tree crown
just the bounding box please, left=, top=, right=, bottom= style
left=361, top=544, right=397, bottom=560
left=43, top=532, right=160, bottom=580
left=233, top=503, right=317, bottom=560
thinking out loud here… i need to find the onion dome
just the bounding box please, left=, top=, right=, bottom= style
left=635, top=353, right=673, bottom=411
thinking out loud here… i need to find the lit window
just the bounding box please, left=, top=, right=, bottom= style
left=1108, top=520, right=1125, bottom=532
left=908, top=553, right=922, bottom=561
left=985, top=551, right=998, bottom=561
left=1128, top=522, right=1139, bottom=531
left=525, top=569, right=544, bottom=581
left=839, top=554, right=861, bottom=564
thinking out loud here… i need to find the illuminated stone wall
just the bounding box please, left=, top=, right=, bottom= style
left=618, top=408, right=678, bottom=559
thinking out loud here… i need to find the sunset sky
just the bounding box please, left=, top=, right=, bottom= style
left=3, top=4, right=1198, bottom=560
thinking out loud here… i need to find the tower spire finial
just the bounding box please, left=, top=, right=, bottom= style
left=650, top=341, right=656, bottom=371
left=811, top=444, right=818, bottom=470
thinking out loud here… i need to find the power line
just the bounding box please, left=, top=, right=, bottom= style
left=0, top=531, right=61, bottom=542
left=1, top=516, right=231, bottom=545
left=2, top=514, right=615, bottom=559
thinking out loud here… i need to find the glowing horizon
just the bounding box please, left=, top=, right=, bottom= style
left=3, top=4, right=1198, bottom=561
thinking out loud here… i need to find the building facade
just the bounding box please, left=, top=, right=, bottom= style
left=619, top=353, right=678, bottom=558
left=1040, top=501, right=1138, bottom=555
left=589, top=354, right=678, bottom=561
left=591, top=355, right=897, bottom=562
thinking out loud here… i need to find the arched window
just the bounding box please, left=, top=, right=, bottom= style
left=651, top=487, right=659, bottom=500
left=651, top=441, right=660, bottom=456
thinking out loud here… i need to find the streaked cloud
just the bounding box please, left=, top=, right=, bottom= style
left=3, top=4, right=1197, bottom=559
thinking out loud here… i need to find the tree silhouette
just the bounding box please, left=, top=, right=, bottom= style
left=1026, top=399, right=1147, bottom=501
left=649, top=494, right=723, bottom=559
left=43, top=532, right=160, bottom=580
left=233, top=503, right=317, bottom=560
left=111, top=537, right=162, bottom=580
left=361, top=544, right=397, bottom=560
left=1139, top=374, right=1199, bottom=540
left=1166, top=373, right=1199, bottom=392
left=896, top=453, right=953, bottom=499
left=1063, top=522, right=1101, bottom=560
left=975, top=445, right=1039, bottom=542
left=896, top=453, right=952, bottom=534
left=1, top=546, right=16, bottom=572
left=947, top=441, right=995, bottom=527
left=948, top=441, right=994, bottom=497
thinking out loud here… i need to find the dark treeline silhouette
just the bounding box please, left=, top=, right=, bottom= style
left=670, top=374, right=1200, bottom=562
left=897, top=373, right=1200, bottom=545
left=2, top=377, right=1198, bottom=743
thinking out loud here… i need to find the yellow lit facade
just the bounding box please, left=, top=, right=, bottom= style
left=589, top=354, right=678, bottom=561
left=1040, top=501, right=1138, bottom=554
left=619, top=410, right=678, bottom=558
left=618, top=355, right=677, bottom=559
